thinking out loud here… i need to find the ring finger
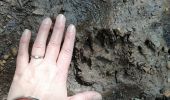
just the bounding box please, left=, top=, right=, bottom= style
left=30, top=17, right=52, bottom=64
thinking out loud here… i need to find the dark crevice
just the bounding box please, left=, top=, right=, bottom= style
left=144, top=39, right=156, bottom=52
left=96, top=56, right=113, bottom=64
left=115, top=70, right=118, bottom=83
left=155, top=96, right=170, bottom=100
left=168, top=49, right=170, bottom=55
left=84, top=33, right=94, bottom=52
left=73, top=48, right=94, bottom=86
left=96, top=29, right=116, bottom=48
left=74, top=66, right=94, bottom=86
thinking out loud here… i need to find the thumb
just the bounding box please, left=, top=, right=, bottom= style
left=68, top=91, right=102, bottom=100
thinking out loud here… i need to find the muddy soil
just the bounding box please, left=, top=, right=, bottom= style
left=1, top=0, right=170, bottom=100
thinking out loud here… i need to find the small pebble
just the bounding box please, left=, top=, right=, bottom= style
left=163, top=90, right=170, bottom=97
left=7, top=15, right=12, bottom=19
left=164, top=47, right=169, bottom=53
left=0, top=60, right=4, bottom=66
left=143, top=67, right=150, bottom=73
left=131, top=98, right=141, bottom=100
left=11, top=47, right=17, bottom=56
left=33, top=9, right=45, bottom=15
left=3, top=54, right=10, bottom=60
left=167, top=61, right=170, bottom=69
left=165, top=8, right=169, bottom=12
left=2, top=60, right=6, bottom=64
left=0, top=1, right=3, bottom=6
left=168, top=78, right=170, bottom=83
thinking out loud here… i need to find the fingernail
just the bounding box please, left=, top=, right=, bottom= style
left=57, top=14, right=66, bottom=22
left=43, top=17, right=51, bottom=24
left=93, top=94, right=102, bottom=100
left=23, top=29, right=30, bottom=35
left=67, top=24, right=76, bottom=33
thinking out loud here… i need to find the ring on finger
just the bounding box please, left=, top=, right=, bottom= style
left=31, top=55, right=44, bottom=59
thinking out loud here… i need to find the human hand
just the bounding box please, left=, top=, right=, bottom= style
left=7, top=14, right=102, bottom=100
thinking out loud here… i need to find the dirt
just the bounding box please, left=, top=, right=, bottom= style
left=0, top=0, right=170, bottom=100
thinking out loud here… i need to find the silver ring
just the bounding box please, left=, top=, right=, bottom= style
left=31, top=55, right=44, bottom=59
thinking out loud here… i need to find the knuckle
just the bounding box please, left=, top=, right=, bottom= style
left=17, top=51, right=24, bottom=57
left=65, top=32, right=75, bottom=41
left=63, top=48, right=72, bottom=56
left=48, top=41, right=60, bottom=48
left=20, top=38, right=28, bottom=44
left=65, top=33, right=72, bottom=40
left=33, top=42, right=45, bottom=49
left=17, top=48, right=25, bottom=57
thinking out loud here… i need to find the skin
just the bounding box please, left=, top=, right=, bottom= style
left=7, top=14, right=102, bottom=100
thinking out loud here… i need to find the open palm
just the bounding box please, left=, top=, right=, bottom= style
left=7, top=14, right=102, bottom=100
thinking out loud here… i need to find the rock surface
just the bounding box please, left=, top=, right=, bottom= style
left=0, top=0, right=170, bottom=100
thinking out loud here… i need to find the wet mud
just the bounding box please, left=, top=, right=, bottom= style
left=0, top=0, right=170, bottom=100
